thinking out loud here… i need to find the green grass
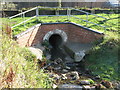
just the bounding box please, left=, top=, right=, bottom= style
left=7, top=14, right=119, bottom=36
left=86, top=35, right=119, bottom=81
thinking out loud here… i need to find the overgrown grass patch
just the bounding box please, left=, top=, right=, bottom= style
left=0, top=31, right=53, bottom=88
left=85, top=31, right=119, bottom=81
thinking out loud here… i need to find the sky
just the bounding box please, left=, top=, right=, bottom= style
left=109, top=0, right=119, bottom=4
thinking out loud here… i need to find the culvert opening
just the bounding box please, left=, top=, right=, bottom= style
left=48, top=34, right=66, bottom=60
left=49, top=34, right=63, bottom=48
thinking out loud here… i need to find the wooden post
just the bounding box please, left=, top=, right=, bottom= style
left=4, top=24, right=12, bottom=38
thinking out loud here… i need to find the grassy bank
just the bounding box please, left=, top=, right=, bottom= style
left=85, top=31, right=119, bottom=81
left=0, top=31, right=53, bottom=88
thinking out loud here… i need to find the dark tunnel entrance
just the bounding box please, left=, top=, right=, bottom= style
left=49, top=34, right=63, bottom=48
left=48, top=34, right=66, bottom=60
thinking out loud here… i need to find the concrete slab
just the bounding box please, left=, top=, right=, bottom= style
left=65, top=42, right=93, bottom=53
left=64, top=42, right=93, bottom=62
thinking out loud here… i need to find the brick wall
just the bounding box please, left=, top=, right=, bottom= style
left=14, top=22, right=104, bottom=47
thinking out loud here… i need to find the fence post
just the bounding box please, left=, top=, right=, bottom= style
left=86, top=13, right=88, bottom=26
left=20, top=10, right=22, bottom=18
left=23, top=13, right=25, bottom=27
left=67, top=8, right=71, bottom=21
left=36, top=7, right=39, bottom=21
left=56, top=9, right=59, bottom=15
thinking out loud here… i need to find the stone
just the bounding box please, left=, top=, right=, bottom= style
left=101, top=80, right=113, bottom=88
left=59, top=84, right=83, bottom=89
left=66, top=71, right=80, bottom=80
left=65, top=66, right=71, bottom=70
left=95, top=84, right=106, bottom=89
left=116, top=83, right=120, bottom=90
left=74, top=50, right=85, bottom=62
left=28, top=47, right=43, bottom=60
left=54, top=58, right=63, bottom=64
left=66, top=63, right=75, bottom=67
left=61, top=74, right=68, bottom=80
left=54, top=67, right=62, bottom=71
left=80, top=80, right=91, bottom=85
left=112, top=81, right=120, bottom=90
left=53, top=84, right=58, bottom=88
left=62, top=69, right=69, bottom=73
left=83, top=85, right=91, bottom=89
left=90, top=86, right=96, bottom=90
left=43, top=29, right=68, bottom=43
left=49, top=73, right=61, bottom=80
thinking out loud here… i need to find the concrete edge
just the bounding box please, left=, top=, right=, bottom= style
left=69, top=22, right=104, bottom=35
left=13, top=23, right=41, bottom=39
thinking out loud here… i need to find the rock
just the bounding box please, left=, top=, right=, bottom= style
left=94, top=75, right=101, bottom=80
left=95, top=84, right=106, bottom=89
left=65, top=71, right=80, bottom=80
left=101, top=80, right=113, bottom=88
left=28, top=47, right=43, bottom=60
left=65, top=66, right=71, bottom=70
left=62, top=69, right=69, bottom=73
left=66, top=62, right=75, bottom=67
left=49, top=73, right=61, bottom=80
left=74, top=50, right=85, bottom=62
left=54, top=67, right=61, bottom=71
left=90, top=86, right=96, bottom=90
left=116, top=83, right=120, bottom=90
left=112, top=81, right=120, bottom=90
left=59, top=84, right=83, bottom=89
left=53, top=84, right=58, bottom=88
left=83, top=85, right=91, bottom=89
left=80, top=80, right=91, bottom=85
left=54, top=58, right=63, bottom=64
left=61, top=74, right=68, bottom=80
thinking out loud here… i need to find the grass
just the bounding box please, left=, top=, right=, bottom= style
left=7, top=14, right=119, bottom=35
left=85, top=35, right=119, bottom=81
left=0, top=30, right=53, bottom=88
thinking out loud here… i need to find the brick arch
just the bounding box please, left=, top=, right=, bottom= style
left=14, top=22, right=104, bottom=47
left=43, top=29, right=68, bottom=43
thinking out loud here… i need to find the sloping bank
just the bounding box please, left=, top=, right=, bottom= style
left=0, top=32, right=53, bottom=88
